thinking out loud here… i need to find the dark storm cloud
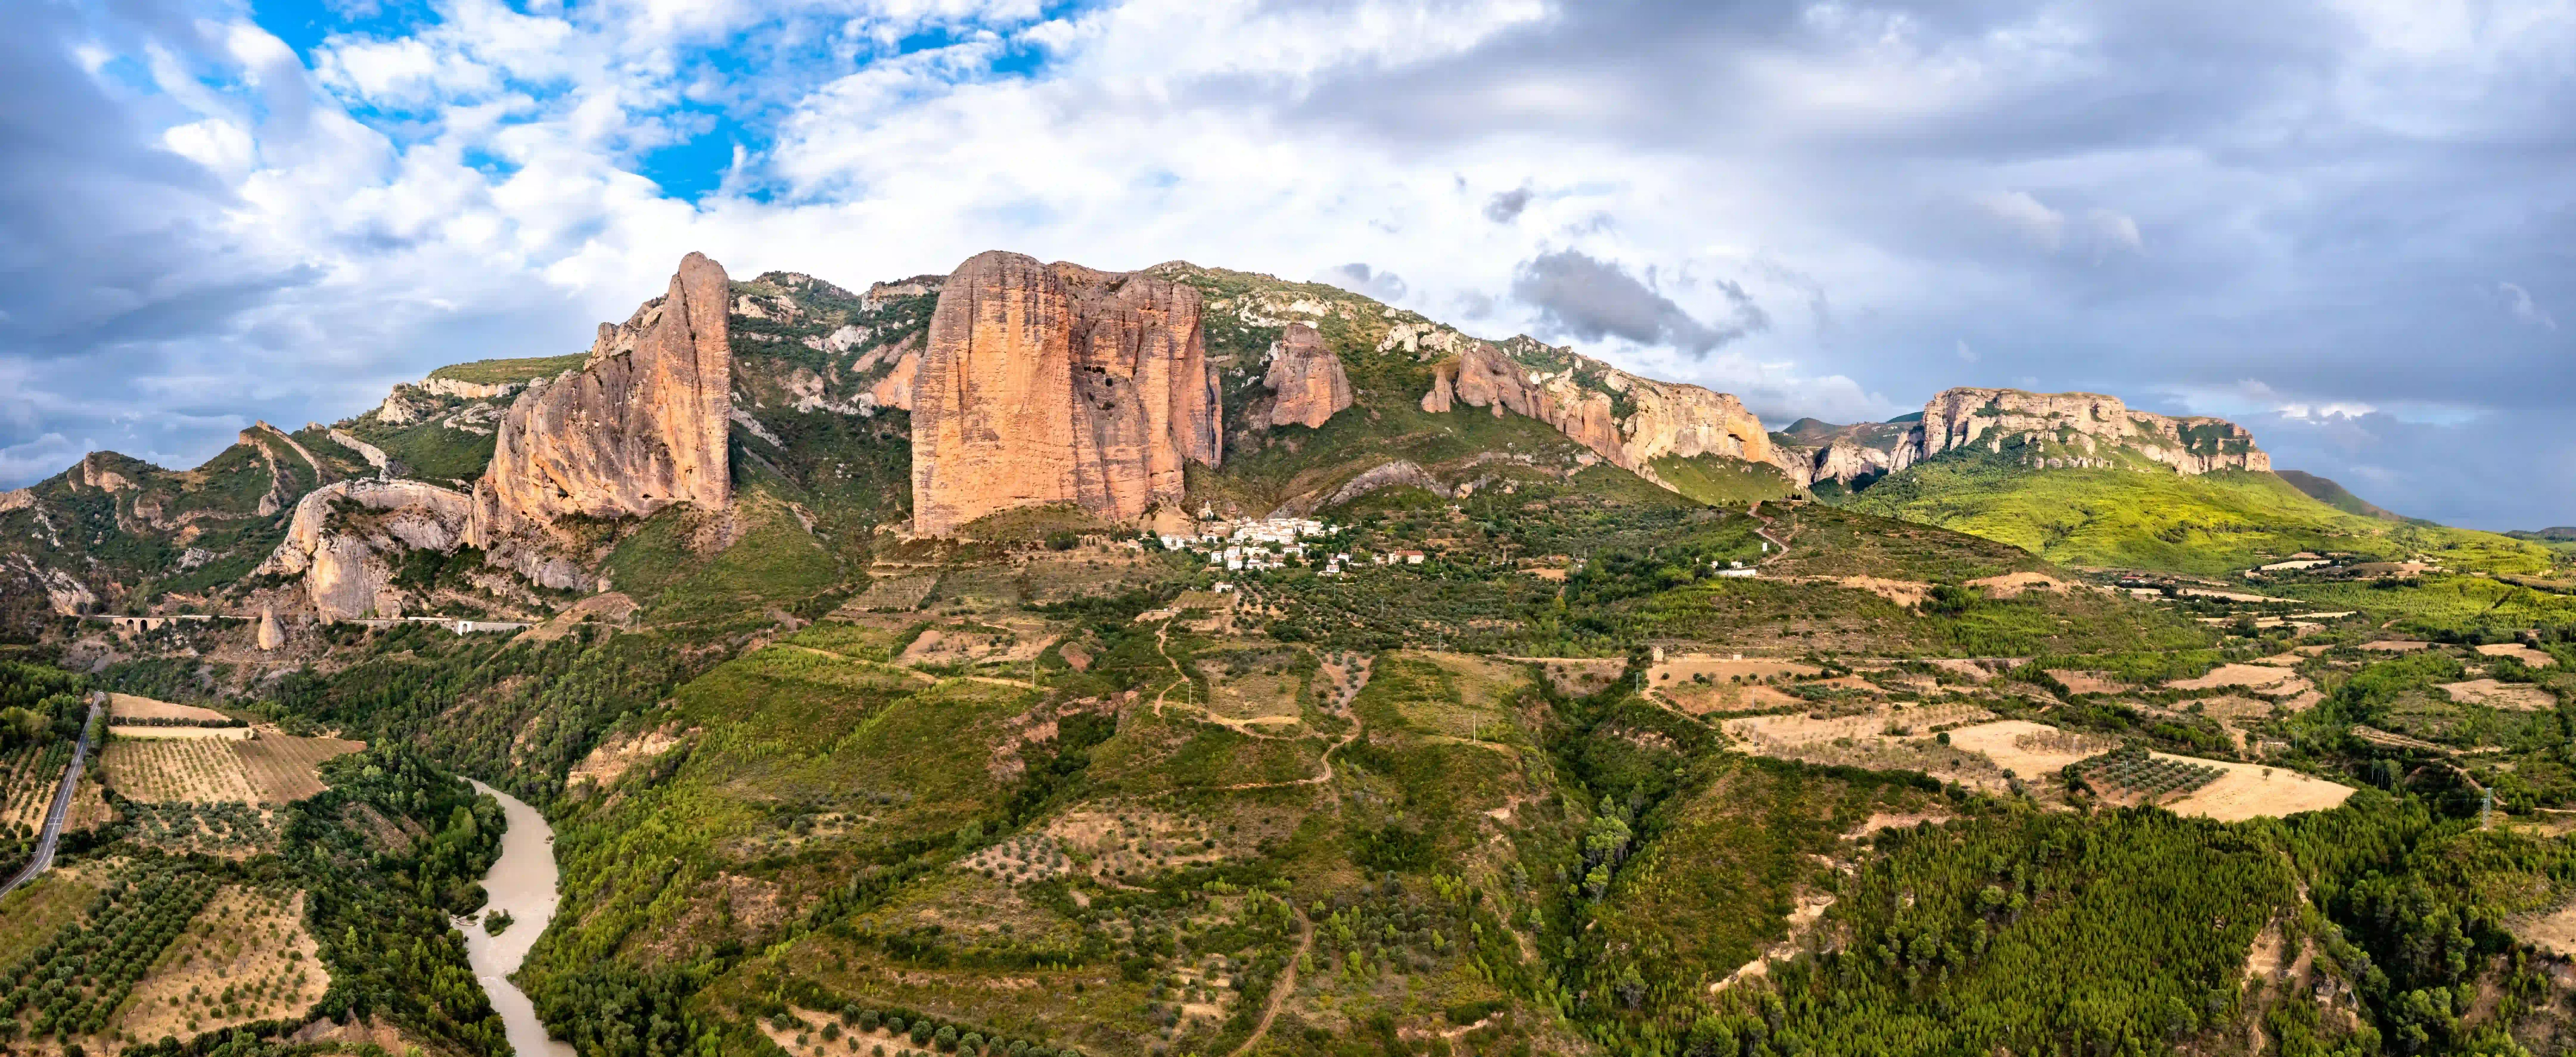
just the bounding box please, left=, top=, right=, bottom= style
left=1511, top=250, right=1765, bottom=356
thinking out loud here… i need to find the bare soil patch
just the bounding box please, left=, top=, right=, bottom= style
left=2168, top=664, right=2306, bottom=694
left=231, top=734, right=364, bottom=803
left=1725, top=703, right=2003, bottom=787
left=1925, top=658, right=2000, bottom=683
left=1968, top=571, right=2080, bottom=598
left=2440, top=679, right=2558, bottom=711
left=105, top=738, right=260, bottom=803
left=1833, top=576, right=1931, bottom=607
left=2511, top=903, right=2576, bottom=958
left=2188, top=695, right=2279, bottom=720
left=2361, top=640, right=2434, bottom=652
left=1843, top=811, right=1955, bottom=840
left=2155, top=754, right=2354, bottom=821
left=570, top=723, right=687, bottom=790
left=1944, top=720, right=2114, bottom=779
left=107, top=694, right=231, bottom=724
left=2477, top=643, right=2557, bottom=668
left=1666, top=682, right=1809, bottom=715
left=2045, top=670, right=2128, bottom=695
left=113, top=725, right=251, bottom=740
left=518, top=591, right=637, bottom=642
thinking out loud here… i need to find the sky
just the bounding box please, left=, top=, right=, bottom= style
left=3, top=0, right=2572, bottom=528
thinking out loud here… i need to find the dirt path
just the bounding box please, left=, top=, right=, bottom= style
left=783, top=644, right=1038, bottom=691
left=1749, top=501, right=1792, bottom=565
left=1227, top=911, right=1315, bottom=1057
left=1212, top=658, right=1371, bottom=792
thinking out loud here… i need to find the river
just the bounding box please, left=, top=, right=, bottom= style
left=458, top=780, right=578, bottom=1057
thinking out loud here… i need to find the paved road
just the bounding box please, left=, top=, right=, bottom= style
left=0, top=693, right=104, bottom=901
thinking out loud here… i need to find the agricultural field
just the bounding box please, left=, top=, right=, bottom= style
left=118, top=887, right=327, bottom=1042
left=1, top=741, right=72, bottom=830
left=1722, top=703, right=2006, bottom=787
left=105, top=694, right=231, bottom=725
left=122, top=802, right=280, bottom=856
left=0, top=869, right=99, bottom=968
left=231, top=734, right=364, bottom=803
left=104, top=737, right=260, bottom=803
left=0, top=865, right=220, bottom=1050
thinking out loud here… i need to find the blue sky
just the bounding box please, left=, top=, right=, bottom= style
left=3, top=0, right=2573, bottom=527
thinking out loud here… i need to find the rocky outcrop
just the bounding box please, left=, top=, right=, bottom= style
left=258, top=479, right=475, bottom=621
left=328, top=430, right=390, bottom=478
left=1773, top=388, right=2271, bottom=488
left=1420, top=340, right=1773, bottom=477
left=1915, top=388, right=2269, bottom=474
left=472, top=252, right=733, bottom=546
left=256, top=606, right=284, bottom=650
left=910, top=251, right=1222, bottom=536
left=867, top=343, right=919, bottom=411
left=1263, top=323, right=1352, bottom=428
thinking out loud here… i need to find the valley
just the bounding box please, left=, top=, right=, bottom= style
left=0, top=248, right=2569, bottom=1057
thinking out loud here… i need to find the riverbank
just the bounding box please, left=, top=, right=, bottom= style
left=457, top=780, right=576, bottom=1057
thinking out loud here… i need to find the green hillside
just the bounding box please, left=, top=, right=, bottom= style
left=2275, top=468, right=2406, bottom=521
left=1845, top=453, right=2553, bottom=576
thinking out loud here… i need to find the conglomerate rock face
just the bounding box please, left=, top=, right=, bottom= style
left=1262, top=323, right=1354, bottom=429
left=910, top=251, right=1222, bottom=536
left=1421, top=340, right=1772, bottom=475
left=257, top=479, right=474, bottom=621
left=1773, top=387, right=2272, bottom=487
left=472, top=252, right=735, bottom=545
left=1915, top=388, right=2270, bottom=473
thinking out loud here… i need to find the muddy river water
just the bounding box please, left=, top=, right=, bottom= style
left=456, top=780, right=578, bottom=1057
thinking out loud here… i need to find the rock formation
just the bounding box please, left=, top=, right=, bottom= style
left=256, top=606, right=285, bottom=650
left=1914, top=388, right=2269, bottom=474
left=1773, top=388, right=2271, bottom=488
left=1420, top=340, right=1773, bottom=477
left=259, top=479, right=475, bottom=621
left=1262, top=323, right=1353, bottom=429
left=472, top=252, right=734, bottom=550
left=910, top=251, right=1222, bottom=536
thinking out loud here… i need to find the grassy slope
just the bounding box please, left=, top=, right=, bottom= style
left=1847, top=454, right=2552, bottom=576
left=428, top=353, right=588, bottom=385
left=2275, top=468, right=2404, bottom=521
left=1650, top=454, right=1795, bottom=507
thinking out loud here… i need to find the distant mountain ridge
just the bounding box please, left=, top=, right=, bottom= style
left=1, top=246, right=2544, bottom=633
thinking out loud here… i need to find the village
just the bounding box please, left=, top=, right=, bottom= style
left=1157, top=515, right=1424, bottom=578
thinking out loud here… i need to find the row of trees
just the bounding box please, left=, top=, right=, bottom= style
left=0, top=866, right=219, bottom=1041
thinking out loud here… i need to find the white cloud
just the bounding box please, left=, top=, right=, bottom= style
left=2085, top=208, right=2141, bottom=254
left=1977, top=189, right=2064, bottom=250
left=2277, top=401, right=2378, bottom=420
left=2500, top=281, right=2557, bottom=330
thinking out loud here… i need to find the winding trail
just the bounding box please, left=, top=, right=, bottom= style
left=0, top=693, right=103, bottom=901
left=1226, top=911, right=1315, bottom=1057
left=1209, top=655, right=1372, bottom=792
left=1748, top=501, right=1792, bottom=565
